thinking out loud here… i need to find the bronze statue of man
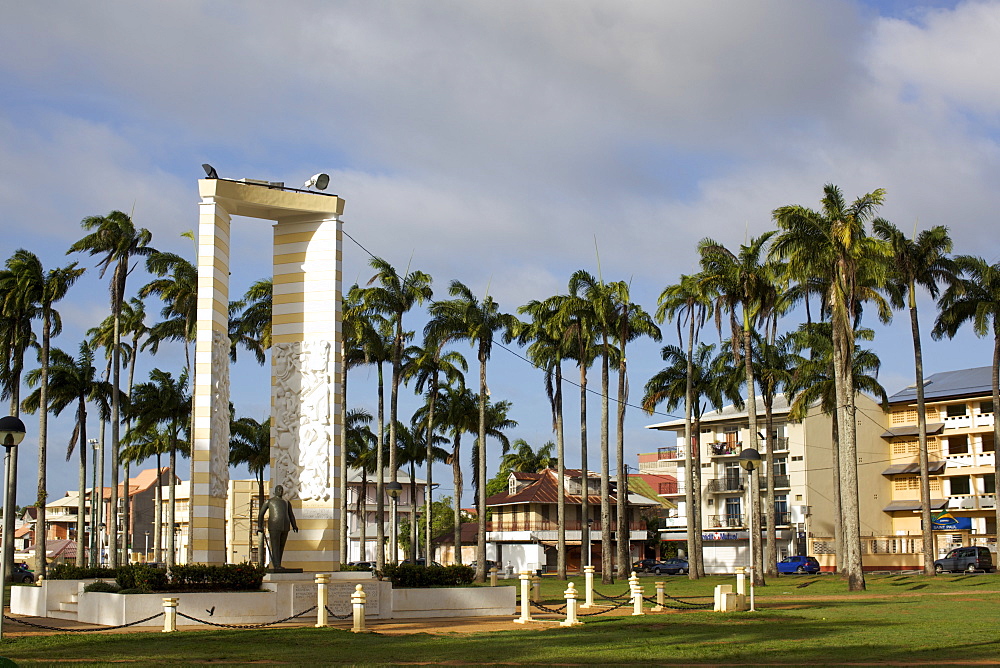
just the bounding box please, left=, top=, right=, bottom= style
left=257, top=484, right=298, bottom=569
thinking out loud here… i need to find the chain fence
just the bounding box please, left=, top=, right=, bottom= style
left=3, top=612, right=165, bottom=632
left=177, top=605, right=317, bottom=629
left=324, top=605, right=354, bottom=620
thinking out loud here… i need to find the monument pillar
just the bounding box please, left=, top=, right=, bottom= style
left=192, top=178, right=344, bottom=567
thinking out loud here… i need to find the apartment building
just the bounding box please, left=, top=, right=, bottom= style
left=882, top=366, right=997, bottom=548
left=644, top=393, right=892, bottom=572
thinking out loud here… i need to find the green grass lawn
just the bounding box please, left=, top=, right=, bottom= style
left=2, top=573, right=998, bottom=666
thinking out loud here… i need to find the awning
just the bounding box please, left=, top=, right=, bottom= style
left=880, top=423, right=945, bottom=439
left=881, top=461, right=947, bottom=476
left=882, top=499, right=948, bottom=512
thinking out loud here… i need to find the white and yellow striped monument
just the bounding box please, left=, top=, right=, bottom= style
left=193, top=177, right=344, bottom=571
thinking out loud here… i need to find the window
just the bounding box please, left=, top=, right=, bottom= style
left=982, top=433, right=995, bottom=453
left=946, top=403, right=968, bottom=418
left=984, top=474, right=995, bottom=495
left=980, top=401, right=995, bottom=414
left=950, top=476, right=971, bottom=496
left=724, top=497, right=741, bottom=521
left=772, top=457, right=787, bottom=477
left=774, top=494, right=788, bottom=516
left=948, top=435, right=969, bottom=455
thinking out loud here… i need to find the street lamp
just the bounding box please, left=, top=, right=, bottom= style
left=586, top=518, right=594, bottom=569
left=739, top=447, right=762, bottom=608
left=386, top=481, right=403, bottom=564
left=144, top=531, right=150, bottom=563
left=0, top=415, right=27, bottom=640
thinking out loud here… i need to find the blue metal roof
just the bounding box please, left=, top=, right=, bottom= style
left=889, top=366, right=995, bottom=403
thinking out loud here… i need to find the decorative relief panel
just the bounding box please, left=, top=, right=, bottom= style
left=210, top=330, right=232, bottom=497
left=273, top=340, right=334, bottom=501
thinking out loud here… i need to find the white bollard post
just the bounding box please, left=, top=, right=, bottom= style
left=351, top=584, right=367, bottom=633
left=560, top=582, right=582, bottom=627
left=531, top=575, right=541, bottom=603
left=315, top=573, right=329, bottom=628
left=652, top=581, right=665, bottom=611
left=489, top=567, right=498, bottom=587
left=632, top=582, right=644, bottom=616
left=513, top=570, right=533, bottom=624
left=749, top=567, right=756, bottom=612
left=581, top=565, right=595, bottom=609
left=162, top=597, right=178, bottom=633
left=735, top=566, right=746, bottom=595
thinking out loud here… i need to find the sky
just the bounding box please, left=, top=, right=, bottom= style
left=2, top=1, right=1000, bottom=511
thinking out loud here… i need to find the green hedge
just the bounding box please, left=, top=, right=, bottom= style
left=380, top=563, right=475, bottom=588
left=48, top=564, right=117, bottom=581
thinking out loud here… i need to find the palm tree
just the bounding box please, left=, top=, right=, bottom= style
left=517, top=296, right=571, bottom=578
left=772, top=184, right=892, bottom=591
left=22, top=342, right=111, bottom=569
left=344, top=409, right=378, bottom=563
left=427, top=281, right=518, bottom=581
left=469, top=397, right=517, bottom=503
left=229, top=278, right=272, bottom=365
left=698, top=233, right=778, bottom=585
left=120, top=423, right=173, bottom=563
left=129, top=369, right=190, bottom=568
left=229, top=415, right=270, bottom=565
left=398, top=417, right=449, bottom=561
left=12, top=250, right=84, bottom=576
left=69, top=210, right=154, bottom=567
left=365, top=258, right=433, bottom=521
left=555, top=291, right=598, bottom=575
left=116, top=298, right=151, bottom=558
left=0, top=253, right=39, bottom=575
left=786, top=322, right=888, bottom=570
left=657, top=273, right=715, bottom=578
left=752, top=332, right=795, bottom=576
left=874, top=220, right=955, bottom=576
left=338, top=285, right=364, bottom=565
left=434, top=382, right=478, bottom=564
left=609, top=282, right=660, bottom=578
left=642, top=342, right=742, bottom=576
left=568, top=270, right=618, bottom=582
left=403, top=332, right=467, bottom=563
left=496, top=439, right=556, bottom=478
left=933, top=255, right=1000, bottom=535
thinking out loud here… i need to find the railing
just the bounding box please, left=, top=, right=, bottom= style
left=485, top=520, right=645, bottom=532
left=657, top=448, right=681, bottom=460
left=762, top=511, right=791, bottom=527
left=658, top=481, right=684, bottom=495
left=706, top=476, right=744, bottom=493
left=710, top=442, right=742, bottom=456
left=759, top=475, right=791, bottom=489
left=770, top=436, right=790, bottom=451
left=708, top=514, right=744, bottom=528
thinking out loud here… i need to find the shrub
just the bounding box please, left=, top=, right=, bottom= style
left=48, top=564, right=117, bottom=581
left=116, top=563, right=169, bottom=591
left=380, top=563, right=475, bottom=588
left=84, top=580, right=120, bottom=593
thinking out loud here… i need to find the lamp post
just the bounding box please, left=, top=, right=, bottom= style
left=739, top=448, right=763, bottom=599
left=88, top=438, right=98, bottom=567
left=144, top=531, right=150, bottom=563
left=0, top=415, right=27, bottom=640
left=386, top=481, right=403, bottom=564
left=586, top=518, right=594, bottom=568
left=173, top=523, right=181, bottom=566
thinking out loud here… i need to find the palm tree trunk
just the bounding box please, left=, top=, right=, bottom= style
left=110, top=300, right=122, bottom=569
left=154, top=452, right=162, bottom=563
left=599, top=339, right=612, bottom=584
left=424, top=372, right=438, bottom=565
left=167, top=439, right=177, bottom=569
left=692, top=420, right=705, bottom=577
left=742, top=325, right=763, bottom=585
left=555, top=364, right=567, bottom=580
left=476, top=350, right=487, bottom=583
left=615, top=356, right=628, bottom=579
left=684, top=317, right=699, bottom=579
left=452, top=433, right=463, bottom=565
left=833, top=320, right=865, bottom=591
left=36, top=312, right=51, bottom=578
left=579, top=363, right=590, bottom=573
left=910, top=293, right=935, bottom=576
left=76, top=402, right=87, bottom=567
left=409, top=459, right=418, bottom=561
left=256, top=470, right=265, bottom=567
left=375, top=363, right=386, bottom=571
left=389, top=320, right=402, bottom=562
left=764, top=399, right=777, bottom=577
left=4, top=360, right=23, bottom=577
left=830, top=416, right=843, bottom=572
left=358, top=467, right=368, bottom=562
left=340, top=341, right=349, bottom=565
left=992, top=335, right=1000, bottom=546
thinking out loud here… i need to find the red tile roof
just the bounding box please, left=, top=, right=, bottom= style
left=486, top=468, right=618, bottom=507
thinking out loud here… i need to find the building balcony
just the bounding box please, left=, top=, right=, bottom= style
left=707, top=514, right=744, bottom=528
left=947, top=494, right=997, bottom=510
left=706, top=476, right=744, bottom=493
left=658, top=481, right=685, bottom=495
left=709, top=442, right=742, bottom=457
left=657, top=447, right=681, bottom=460
left=485, top=519, right=645, bottom=533
left=758, top=475, right=791, bottom=489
